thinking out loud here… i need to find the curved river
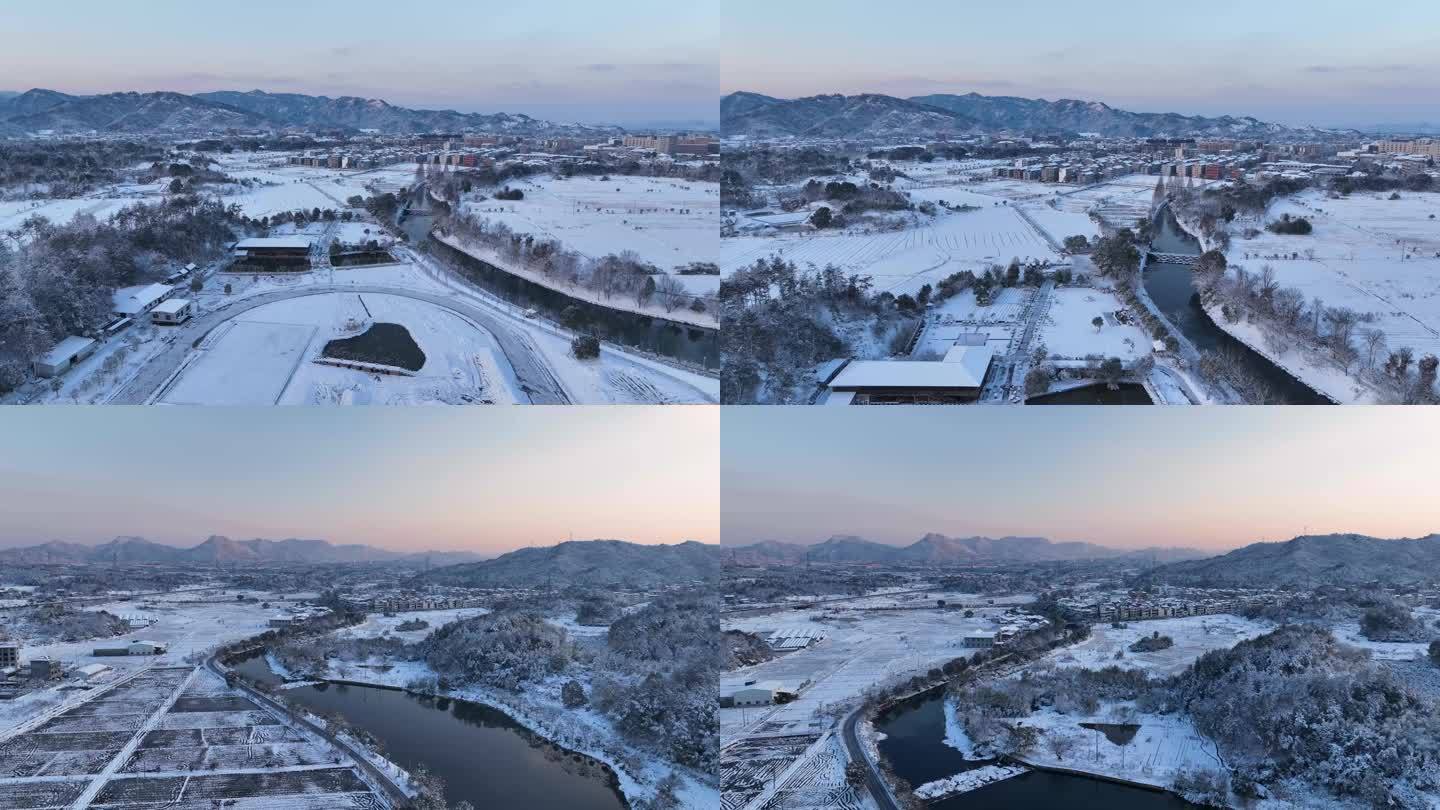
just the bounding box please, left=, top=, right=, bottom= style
left=875, top=689, right=1202, bottom=810
left=232, top=651, right=627, bottom=810
left=1141, top=210, right=1329, bottom=404
left=401, top=190, right=719, bottom=370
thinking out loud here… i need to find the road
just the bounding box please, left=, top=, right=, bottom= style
left=841, top=706, right=901, bottom=810
left=108, top=282, right=572, bottom=405
left=205, top=651, right=410, bottom=809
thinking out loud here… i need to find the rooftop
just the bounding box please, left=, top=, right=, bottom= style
left=829, top=345, right=993, bottom=391
left=36, top=335, right=97, bottom=366
left=235, top=237, right=314, bottom=250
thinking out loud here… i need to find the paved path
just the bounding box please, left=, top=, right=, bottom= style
left=841, top=707, right=901, bottom=810
left=109, top=283, right=571, bottom=405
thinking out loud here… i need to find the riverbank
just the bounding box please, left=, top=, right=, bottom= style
left=295, top=657, right=715, bottom=810
left=1165, top=202, right=1357, bottom=403
left=435, top=232, right=719, bottom=331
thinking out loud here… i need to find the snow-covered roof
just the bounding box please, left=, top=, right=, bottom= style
left=112, top=283, right=173, bottom=315
left=36, top=335, right=96, bottom=366
left=830, top=346, right=993, bottom=391
left=77, top=664, right=110, bottom=676
left=151, top=298, right=190, bottom=315
left=235, top=237, right=313, bottom=250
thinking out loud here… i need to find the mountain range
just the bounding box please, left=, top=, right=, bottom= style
left=721, top=91, right=1351, bottom=140
left=0, top=88, right=622, bottom=136
left=416, top=539, right=719, bottom=588
left=1139, top=533, right=1440, bottom=588
left=725, top=534, right=1207, bottom=565
left=0, top=536, right=486, bottom=566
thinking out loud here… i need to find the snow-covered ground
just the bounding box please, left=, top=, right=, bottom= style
left=722, top=599, right=1029, bottom=744
left=157, top=292, right=521, bottom=406
left=1331, top=607, right=1440, bottom=661
left=1213, top=187, right=1440, bottom=401
left=1038, top=286, right=1149, bottom=361
left=1050, top=615, right=1273, bottom=676
left=914, top=764, right=1026, bottom=799
left=460, top=173, right=718, bottom=279
left=0, top=664, right=391, bottom=809
left=1, top=596, right=290, bottom=733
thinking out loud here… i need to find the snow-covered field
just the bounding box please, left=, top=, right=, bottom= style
left=722, top=600, right=1027, bottom=744
left=1038, top=287, right=1149, bottom=361
left=158, top=292, right=520, bottom=406
left=0, top=665, right=387, bottom=810
left=722, top=203, right=1060, bottom=296
left=1050, top=615, right=1273, bottom=676
left=461, top=173, right=718, bottom=280
left=1217, top=188, right=1440, bottom=397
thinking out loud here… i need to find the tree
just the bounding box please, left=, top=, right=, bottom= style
left=1024, top=365, right=1052, bottom=397
left=1099, top=357, right=1124, bottom=389
left=168, top=178, right=183, bottom=194
left=571, top=334, right=600, bottom=360
left=1195, top=249, right=1227, bottom=276
left=810, top=206, right=833, bottom=229
left=844, top=761, right=868, bottom=790
left=1430, top=639, right=1440, bottom=667
left=1063, top=235, right=1089, bottom=252
left=1091, top=315, right=1104, bottom=332
left=188, top=276, right=203, bottom=292
left=636, top=275, right=657, bottom=307
left=561, top=679, right=587, bottom=707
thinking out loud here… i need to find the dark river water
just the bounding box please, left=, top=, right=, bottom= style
left=402, top=189, right=719, bottom=370
left=1141, top=210, right=1329, bottom=404
left=876, top=690, right=1201, bottom=810
left=232, top=651, right=627, bottom=810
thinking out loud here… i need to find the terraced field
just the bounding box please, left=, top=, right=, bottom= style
left=0, top=667, right=386, bottom=809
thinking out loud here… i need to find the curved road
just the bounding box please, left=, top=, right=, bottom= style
left=842, top=707, right=901, bottom=810
left=109, top=283, right=571, bottom=405
left=205, top=651, right=410, bottom=808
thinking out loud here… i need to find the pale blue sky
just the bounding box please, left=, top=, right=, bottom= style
left=722, top=408, right=1440, bottom=551
left=0, top=408, right=718, bottom=553
left=2, top=1, right=717, bottom=126
left=724, top=0, right=1440, bottom=128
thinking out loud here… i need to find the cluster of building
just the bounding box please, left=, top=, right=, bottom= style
left=0, top=641, right=126, bottom=697
left=621, top=134, right=719, bottom=156
left=984, top=136, right=1437, bottom=190
left=343, top=594, right=488, bottom=614
left=286, top=153, right=384, bottom=170
left=1063, top=590, right=1268, bottom=623
left=32, top=267, right=200, bottom=378
left=92, top=639, right=168, bottom=656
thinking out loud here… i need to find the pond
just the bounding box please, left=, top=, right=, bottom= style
left=1027, top=383, right=1154, bottom=405
left=321, top=322, right=426, bottom=371
left=875, top=689, right=1202, bottom=810
left=231, top=651, right=627, bottom=810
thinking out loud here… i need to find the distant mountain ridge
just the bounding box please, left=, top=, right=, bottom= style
left=0, top=88, right=622, bottom=136
left=1140, top=533, right=1440, bottom=587
left=416, top=539, right=719, bottom=588
left=721, top=90, right=1353, bottom=140
left=726, top=534, right=1207, bottom=565
left=0, top=536, right=486, bottom=566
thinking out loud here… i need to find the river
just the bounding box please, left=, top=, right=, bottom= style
left=1142, top=210, right=1329, bottom=404
left=875, top=690, right=1202, bottom=810
left=231, top=651, right=627, bottom=810
left=401, top=189, right=719, bottom=370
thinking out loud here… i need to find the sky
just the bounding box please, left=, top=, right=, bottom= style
left=0, top=408, right=718, bottom=553
left=723, top=0, right=1440, bottom=128
left=1, top=1, right=717, bottom=127
left=722, top=408, right=1440, bottom=552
